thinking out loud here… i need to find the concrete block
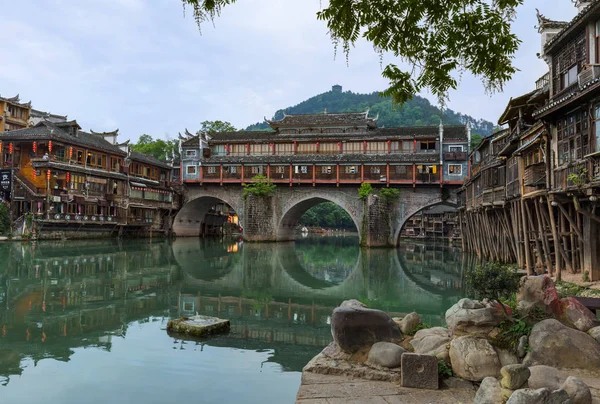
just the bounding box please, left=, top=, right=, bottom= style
left=401, top=353, right=439, bottom=390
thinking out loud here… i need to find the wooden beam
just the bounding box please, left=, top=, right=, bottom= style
left=557, top=203, right=583, bottom=239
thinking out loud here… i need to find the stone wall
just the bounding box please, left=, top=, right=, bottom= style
left=244, top=195, right=277, bottom=242
left=364, top=195, right=391, bottom=247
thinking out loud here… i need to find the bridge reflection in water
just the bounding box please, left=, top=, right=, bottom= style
left=0, top=237, right=471, bottom=386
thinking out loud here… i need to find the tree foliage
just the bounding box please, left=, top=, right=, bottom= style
left=471, top=133, right=484, bottom=150
left=378, top=188, right=400, bottom=204
left=0, top=203, right=10, bottom=235
left=131, top=134, right=179, bottom=161
left=200, top=120, right=237, bottom=133
left=181, top=0, right=522, bottom=106
left=246, top=90, right=496, bottom=137
left=358, top=183, right=375, bottom=200
left=299, top=202, right=355, bottom=230
left=242, top=174, right=276, bottom=199
left=466, top=262, right=521, bottom=317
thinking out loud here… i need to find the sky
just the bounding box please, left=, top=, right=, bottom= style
left=0, top=0, right=578, bottom=143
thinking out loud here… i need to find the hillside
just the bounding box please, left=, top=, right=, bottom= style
left=246, top=86, right=496, bottom=136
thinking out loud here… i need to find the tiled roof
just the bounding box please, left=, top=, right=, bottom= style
left=543, top=0, right=600, bottom=53
left=203, top=152, right=441, bottom=165
left=267, top=111, right=377, bottom=128
left=129, top=150, right=172, bottom=169
left=30, top=109, right=67, bottom=121
left=0, top=94, right=31, bottom=108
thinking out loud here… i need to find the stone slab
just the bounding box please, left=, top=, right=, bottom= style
left=166, top=315, right=230, bottom=337
left=400, top=353, right=439, bottom=390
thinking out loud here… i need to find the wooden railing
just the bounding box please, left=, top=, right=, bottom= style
left=536, top=72, right=549, bottom=89
left=524, top=163, right=546, bottom=187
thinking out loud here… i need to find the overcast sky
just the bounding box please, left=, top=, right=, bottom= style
left=0, top=0, right=577, bottom=142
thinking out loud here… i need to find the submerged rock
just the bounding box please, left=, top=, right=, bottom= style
left=367, top=342, right=405, bottom=368
left=449, top=336, right=501, bottom=381
left=166, top=315, right=230, bottom=337
left=331, top=306, right=402, bottom=353
left=525, top=319, right=600, bottom=370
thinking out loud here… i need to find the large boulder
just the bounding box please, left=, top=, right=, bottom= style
left=553, top=297, right=600, bottom=332
left=445, top=298, right=508, bottom=335
left=561, top=376, right=592, bottom=404
left=449, top=336, right=501, bottom=381
left=399, top=312, right=422, bottom=335
left=331, top=306, right=402, bottom=353
left=506, top=388, right=571, bottom=404
left=528, top=365, right=562, bottom=390
left=525, top=319, right=600, bottom=370
left=474, top=377, right=503, bottom=404
left=367, top=342, right=405, bottom=368
left=517, top=275, right=559, bottom=314
left=410, top=327, right=451, bottom=362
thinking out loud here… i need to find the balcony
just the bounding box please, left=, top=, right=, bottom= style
left=536, top=72, right=549, bottom=90
left=523, top=163, right=546, bottom=187
left=444, top=151, right=467, bottom=161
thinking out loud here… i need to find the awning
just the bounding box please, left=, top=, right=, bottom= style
left=130, top=182, right=147, bottom=188
left=514, top=133, right=543, bottom=155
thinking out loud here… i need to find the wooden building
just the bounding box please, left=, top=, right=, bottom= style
left=459, top=0, right=600, bottom=281
left=0, top=120, right=178, bottom=238
left=0, top=95, right=31, bottom=132
left=180, top=111, right=471, bottom=187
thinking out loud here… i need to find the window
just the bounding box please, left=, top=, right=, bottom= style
left=230, top=144, right=245, bottom=156
left=186, top=165, right=197, bottom=175
left=419, top=141, right=437, bottom=152
left=211, top=145, right=226, bottom=156
left=185, top=150, right=197, bottom=157
left=321, top=166, right=332, bottom=174
left=250, top=144, right=270, bottom=155
left=225, top=166, right=237, bottom=174
left=275, top=143, right=293, bottom=155
left=552, top=31, right=586, bottom=93
left=296, top=143, right=316, bottom=154
left=207, top=166, right=217, bottom=174
left=448, top=164, right=462, bottom=176
left=557, top=109, right=589, bottom=164
left=111, top=158, right=120, bottom=172
left=250, top=166, right=262, bottom=174
left=342, top=142, right=362, bottom=154
left=449, top=146, right=463, bottom=152
left=345, top=166, right=358, bottom=174
left=76, top=150, right=84, bottom=164
left=294, top=166, right=308, bottom=174
left=595, top=105, right=600, bottom=153
left=395, top=165, right=407, bottom=174
left=274, top=166, right=285, bottom=174
left=401, top=141, right=413, bottom=152
left=319, top=143, right=339, bottom=154
left=563, top=65, right=578, bottom=89
left=370, top=166, right=381, bottom=174
left=366, top=142, right=387, bottom=154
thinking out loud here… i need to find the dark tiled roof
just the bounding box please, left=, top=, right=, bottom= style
left=544, top=0, right=600, bottom=53
left=267, top=111, right=377, bottom=128
left=30, top=109, right=68, bottom=120
left=203, top=152, right=441, bottom=165
left=208, top=126, right=467, bottom=143
left=129, top=150, right=172, bottom=169
left=0, top=94, right=31, bottom=108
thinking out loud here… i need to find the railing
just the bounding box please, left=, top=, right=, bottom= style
left=524, top=163, right=546, bottom=187
left=444, top=151, right=467, bottom=161
left=483, top=190, right=493, bottom=205
left=554, top=161, right=587, bottom=191
left=536, top=72, right=549, bottom=89
left=45, top=213, right=121, bottom=224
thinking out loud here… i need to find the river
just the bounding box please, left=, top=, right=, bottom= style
left=0, top=236, right=472, bottom=404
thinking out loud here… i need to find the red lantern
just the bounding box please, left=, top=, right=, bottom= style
left=46, top=170, right=51, bottom=180
left=9, top=143, right=13, bottom=154
left=0, top=142, right=2, bottom=153
left=48, top=141, right=53, bottom=152
left=337, top=142, right=341, bottom=147
left=66, top=172, right=70, bottom=182
left=33, top=169, right=37, bottom=178
left=316, top=142, right=320, bottom=147
left=69, top=147, right=73, bottom=159
left=33, top=141, right=37, bottom=153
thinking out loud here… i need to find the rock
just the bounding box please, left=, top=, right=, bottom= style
left=526, top=319, right=600, bottom=370
left=449, top=336, right=501, bottom=381
left=321, top=342, right=354, bottom=361
left=561, top=376, right=592, bottom=404
left=331, top=306, right=402, bottom=353
left=506, top=388, right=570, bottom=404
left=501, top=364, right=531, bottom=390
left=410, top=327, right=451, bottom=362
left=474, top=377, right=503, bottom=404
left=517, top=275, right=559, bottom=314
left=502, top=387, right=516, bottom=402
left=399, top=312, right=422, bottom=335
left=400, top=353, right=438, bottom=390
left=340, top=299, right=367, bottom=308
left=441, top=377, right=474, bottom=390
left=517, top=335, right=528, bottom=358
left=588, top=326, right=600, bottom=343
left=497, top=348, right=520, bottom=367
left=554, top=297, right=600, bottom=332
left=528, top=365, right=562, bottom=390
left=166, top=315, right=230, bottom=337
left=367, top=342, right=405, bottom=368
left=445, top=298, right=508, bottom=335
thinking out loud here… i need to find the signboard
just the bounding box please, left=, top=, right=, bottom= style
left=0, top=169, right=11, bottom=202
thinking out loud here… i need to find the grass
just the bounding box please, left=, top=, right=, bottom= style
left=556, top=281, right=600, bottom=298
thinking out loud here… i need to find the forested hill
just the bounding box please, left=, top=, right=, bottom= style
left=246, top=87, right=496, bottom=137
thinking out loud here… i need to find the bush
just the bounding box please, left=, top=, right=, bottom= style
left=0, top=203, right=9, bottom=235
left=378, top=187, right=400, bottom=203
left=465, top=262, right=521, bottom=318
left=407, top=322, right=431, bottom=336
left=438, top=360, right=453, bottom=378
left=242, top=175, right=276, bottom=199
left=358, top=183, right=375, bottom=200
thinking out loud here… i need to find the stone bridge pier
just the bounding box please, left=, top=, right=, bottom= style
left=174, top=185, right=457, bottom=247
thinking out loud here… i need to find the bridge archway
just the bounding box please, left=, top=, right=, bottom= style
left=393, top=200, right=458, bottom=245
left=173, top=195, right=243, bottom=237
left=276, top=195, right=361, bottom=242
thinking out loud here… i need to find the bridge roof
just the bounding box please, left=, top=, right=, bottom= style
left=207, top=125, right=467, bottom=144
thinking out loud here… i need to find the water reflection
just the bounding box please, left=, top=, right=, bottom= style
left=0, top=237, right=471, bottom=395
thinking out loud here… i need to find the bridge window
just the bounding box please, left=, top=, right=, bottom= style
left=185, top=150, right=197, bottom=157
left=321, top=166, right=333, bottom=174
left=274, top=166, right=285, bottom=174
left=207, top=166, right=217, bottom=174
left=342, top=142, right=362, bottom=154
left=448, top=164, right=462, bottom=176
left=225, top=166, right=237, bottom=174
left=370, top=166, right=381, bottom=174
left=294, top=165, right=308, bottom=174
left=345, top=166, right=358, bottom=174
left=395, top=166, right=407, bottom=174
left=250, top=166, right=262, bottom=174
left=276, top=143, right=293, bottom=155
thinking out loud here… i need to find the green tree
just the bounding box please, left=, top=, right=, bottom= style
left=0, top=203, right=10, bottom=235
left=242, top=175, right=276, bottom=199
left=465, top=262, right=521, bottom=319
left=131, top=134, right=179, bottom=161
left=200, top=120, right=237, bottom=133
left=471, top=133, right=483, bottom=151
left=182, top=0, right=521, bottom=106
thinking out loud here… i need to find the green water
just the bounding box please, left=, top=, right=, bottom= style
left=0, top=236, right=470, bottom=404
